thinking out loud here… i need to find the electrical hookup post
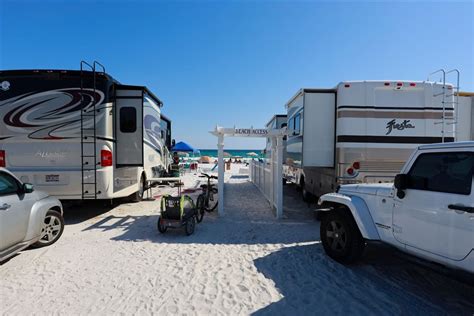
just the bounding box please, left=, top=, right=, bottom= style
left=210, top=126, right=287, bottom=219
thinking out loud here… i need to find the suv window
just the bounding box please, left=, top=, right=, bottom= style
left=0, top=172, right=20, bottom=195
left=407, top=152, right=474, bottom=195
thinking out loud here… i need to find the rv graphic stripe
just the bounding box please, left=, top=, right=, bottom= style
left=337, top=105, right=455, bottom=111
left=337, top=135, right=455, bottom=144
left=337, top=110, right=453, bottom=119
left=1, top=88, right=105, bottom=139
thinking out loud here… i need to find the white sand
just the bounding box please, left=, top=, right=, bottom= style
left=1, top=164, right=473, bottom=315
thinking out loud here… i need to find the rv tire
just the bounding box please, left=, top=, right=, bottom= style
left=300, top=178, right=312, bottom=202
left=132, top=173, right=146, bottom=202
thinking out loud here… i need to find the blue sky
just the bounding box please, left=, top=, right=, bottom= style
left=1, top=0, right=473, bottom=149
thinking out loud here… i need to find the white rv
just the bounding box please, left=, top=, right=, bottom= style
left=0, top=66, right=172, bottom=201
left=456, top=92, right=474, bottom=141
left=264, top=114, right=287, bottom=160
left=283, top=81, right=456, bottom=200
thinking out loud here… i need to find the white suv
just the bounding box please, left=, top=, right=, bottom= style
left=317, top=142, right=474, bottom=273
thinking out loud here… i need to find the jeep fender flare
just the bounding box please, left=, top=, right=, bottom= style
left=319, top=193, right=380, bottom=240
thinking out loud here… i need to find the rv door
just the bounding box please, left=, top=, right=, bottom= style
left=115, top=85, right=144, bottom=167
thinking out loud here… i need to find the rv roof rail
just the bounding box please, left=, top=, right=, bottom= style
left=427, top=69, right=445, bottom=82
left=80, top=60, right=94, bottom=73
left=93, top=61, right=106, bottom=74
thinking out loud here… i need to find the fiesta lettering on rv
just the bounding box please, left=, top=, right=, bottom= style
left=385, top=119, right=415, bottom=135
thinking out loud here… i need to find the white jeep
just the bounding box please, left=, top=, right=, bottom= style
left=317, top=142, right=474, bottom=273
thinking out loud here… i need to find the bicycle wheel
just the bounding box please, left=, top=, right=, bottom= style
left=207, top=189, right=218, bottom=212
left=196, top=194, right=205, bottom=223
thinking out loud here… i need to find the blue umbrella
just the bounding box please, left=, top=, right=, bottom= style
left=172, top=141, right=196, bottom=152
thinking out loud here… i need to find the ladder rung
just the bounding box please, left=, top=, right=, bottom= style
left=82, top=155, right=96, bottom=157
left=82, top=183, right=97, bottom=185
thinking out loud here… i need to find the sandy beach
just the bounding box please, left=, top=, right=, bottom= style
left=1, top=164, right=473, bottom=315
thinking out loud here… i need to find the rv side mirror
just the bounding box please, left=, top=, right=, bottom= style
left=171, top=139, right=176, bottom=147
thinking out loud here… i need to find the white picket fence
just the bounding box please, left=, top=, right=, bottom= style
left=249, top=160, right=277, bottom=211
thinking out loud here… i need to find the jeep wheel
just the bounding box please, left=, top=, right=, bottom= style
left=320, top=211, right=365, bottom=264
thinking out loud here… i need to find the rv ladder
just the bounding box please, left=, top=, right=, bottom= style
left=428, top=69, right=460, bottom=141
left=79, top=60, right=106, bottom=199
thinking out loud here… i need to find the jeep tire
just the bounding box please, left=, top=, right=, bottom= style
left=320, top=210, right=365, bottom=264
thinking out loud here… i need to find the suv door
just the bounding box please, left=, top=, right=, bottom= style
left=0, top=172, right=32, bottom=250
left=392, top=150, right=474, bottom=261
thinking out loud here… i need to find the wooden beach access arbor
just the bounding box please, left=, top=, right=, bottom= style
left=210, top=126, right=287, bottom=219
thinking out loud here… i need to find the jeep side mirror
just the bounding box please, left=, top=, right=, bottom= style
left=394, top=174, right=408, bottom=190
left=23, top=183, right=34, bottom=193
left=394, top=174, right=408, bottom=198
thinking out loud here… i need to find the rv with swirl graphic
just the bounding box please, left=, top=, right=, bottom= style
left=0, top=66, right=173, bottom=201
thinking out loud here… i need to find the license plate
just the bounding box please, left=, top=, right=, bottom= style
left=45, top=174, right=59, bottom=182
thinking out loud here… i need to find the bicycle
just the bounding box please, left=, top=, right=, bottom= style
left=195, top=173, right=218, bottom=223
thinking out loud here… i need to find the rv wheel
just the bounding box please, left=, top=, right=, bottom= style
left=300, top=178, right=312, bottom=202
left=132, top=174, right=146, bottom=202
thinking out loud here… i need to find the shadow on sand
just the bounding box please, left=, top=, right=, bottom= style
left=252, top=243, right=474, bottom=315
left=78, top=180, right=474, bottom=314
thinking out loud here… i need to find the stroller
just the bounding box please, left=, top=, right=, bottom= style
left=157, top=187, right=197, bottom=236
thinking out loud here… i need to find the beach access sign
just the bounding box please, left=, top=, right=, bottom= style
left=234, top=128, right=268, bottom=136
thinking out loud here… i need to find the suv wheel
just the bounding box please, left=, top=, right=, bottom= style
left=32, top=210, right=64, bottom=248
left=320, top=210, right=365, bottom=264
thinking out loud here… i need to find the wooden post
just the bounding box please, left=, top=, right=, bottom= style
left=276, top=136, right=284, bottom=219
left=217, top=134, right=225, bottom=216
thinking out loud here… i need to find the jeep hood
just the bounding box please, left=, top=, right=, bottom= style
left=339, top=183, right=394, bottom=197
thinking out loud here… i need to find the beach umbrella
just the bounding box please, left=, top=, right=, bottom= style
left=198, top=156, right=212, bottom=164
left=172, top=141, right=196, bottom=152
left=223, top=152, right=231, bottom=157
left=247, top=152, right=258, bottom=157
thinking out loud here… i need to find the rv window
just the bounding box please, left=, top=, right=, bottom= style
left=294, top=114, right=301, bottom=135
left=288, top=118, right=294, bottom=135
left=120, top=107, right=137, bottom=133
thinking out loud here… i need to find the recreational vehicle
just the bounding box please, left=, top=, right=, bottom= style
left=456, top=92, right=474, bottom=141
left=0, top=66, right=172, bottom=201
left=283, top=81, right=457, bottom=200
left=264, top=114, right=287, bottom=160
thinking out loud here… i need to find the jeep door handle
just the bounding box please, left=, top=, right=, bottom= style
left=0, top=203, right=11, bottom=210
left=448, top=204, right=474, bottom=213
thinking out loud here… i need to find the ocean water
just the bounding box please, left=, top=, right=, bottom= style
left=198, top=149, right=264, bottom=158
